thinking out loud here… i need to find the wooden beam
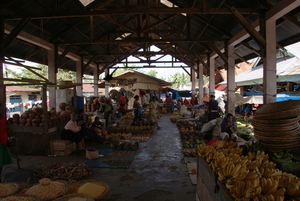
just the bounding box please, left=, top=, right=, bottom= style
left=205, top=38, right=228, bottom=64
left=57, top=43, right=75, bottom=63
left=266, top=0, right=300, bottom=21
left=83, top=55, right=97, bottom=69
left=181, top=66, right=191, bottom=76
left=90, top=16, right=94, bottom=42
left=0, top=60, right=41, bottom=71
left=99, top=15, right=137, bottom=33
left=230, top=6, right=266, bottom=47
left=0, top=17, right=30, bottom=49
left=240, top=41, right=260, bottom=56
left=143, top=14, right=177, bottom=32
left=4, top=7, right=261, bottom=20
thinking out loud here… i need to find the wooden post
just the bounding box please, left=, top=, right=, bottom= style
left=263, top=18, right=277, bottom=104
left=42, top=84, right=48, bottom=132
left=48, top=48, right=56, bottom=110
left=209, top=57, right=215, bottom=95
left=191, top=67, right=196, bottom=94
left=94, top=64, right=99, bottom=96
left=105, top=68, right=109, bottom=97
left=198, top=62, right=204, bottom=104
left=0, top=20, right=5, bottom=117
left=226, top=44, right=236, bottom=115
left=76, top=59, right=83, bottom=96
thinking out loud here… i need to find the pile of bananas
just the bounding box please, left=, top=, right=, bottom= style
left=197, top=141, right=300, bottom=200
left=271, top=151, right=293, bottom=164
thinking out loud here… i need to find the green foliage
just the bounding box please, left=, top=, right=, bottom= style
left=167, top=72, right=190, bottom=90
left=146, top=70, right=158, bottom=77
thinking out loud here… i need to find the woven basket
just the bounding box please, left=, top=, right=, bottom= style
left=0, top=183, right=20, bottom=198
left=255, top=109, right=300, bottom=120
left=1, top=194, right=41, bottom=201
left=20, top=180, right=68, bottom=201
left=66, top=180, right=109, bottom=200
left=261, top=141, right=300, bottom=152
left=253, top=126, right=300, bottom=137
left=254, top=133, right=300, bottom=144
left=252, top=122, right=300, bottom=132
left=53, top=193, right=94, bottom=201
left=252, top=116, right=300, bottom=124
left=256, top=100, right=300, bottom=115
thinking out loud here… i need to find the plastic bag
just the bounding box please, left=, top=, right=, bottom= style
left=137, top=108, right=143, bottom=117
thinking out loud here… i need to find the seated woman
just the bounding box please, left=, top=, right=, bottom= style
left=91, top=116, right=102, bottom=129
left=61, top=113, right=87, bottom=150
left=202, top=133, right=219, bottom=146
left=77, top=109, right=105, bottom=144
left=220, top=113, right=238, bottom=142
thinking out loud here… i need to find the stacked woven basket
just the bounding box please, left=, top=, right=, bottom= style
left=252, top=100, right=300, bottom=152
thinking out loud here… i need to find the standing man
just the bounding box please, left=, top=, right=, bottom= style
left=208, top=95, right=219, bottom=112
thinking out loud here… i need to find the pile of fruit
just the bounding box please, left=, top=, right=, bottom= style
left=197, top=141, right=300, bottom=200
left=176, top=120, right=202, bottom=149
left=106, top=125, right=153, bottom=134
left=7, top=102, right=72, bottom=127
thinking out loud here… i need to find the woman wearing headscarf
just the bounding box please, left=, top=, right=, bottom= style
left=220, top=113, right=238, bottom=142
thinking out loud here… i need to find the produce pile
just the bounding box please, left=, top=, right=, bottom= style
left=106, top=125, right=153, bottom=135
left=33, top=162, right=91, bottom=181
left=6, top=102, right=72, bottom=127
left=198, top=141, right=300, bottom=200
left=252, top=100, right=300, bottom=152
left=112, top=140, right=139, bottom=150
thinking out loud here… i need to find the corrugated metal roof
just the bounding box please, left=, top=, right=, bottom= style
left=1, top=0, right=299, bottom=78
left=220, top=56, right=300, bottom=86
left=6, top=86, right=40, bottom=92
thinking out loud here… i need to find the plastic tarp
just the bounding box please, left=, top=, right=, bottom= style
left=235, top=94, right=263, bottom=106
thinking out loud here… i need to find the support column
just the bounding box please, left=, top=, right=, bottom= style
left=263, top=18, right=277, bottom=104
left=76, top=60, right=83, bottom=96
left=0, top=20, right=5, bottom=116
left=105, top=68, right=109, bottom=97
left=48, top=49, right=56, bottom=109
left=226, top=45, right=236, bottom=115
left=191, top=67, right=196, bottom=94
left=209, top=57, right=215, bottom=95
left=198, top=64, right=204, bottom=104
left=93, top=65, right=99, bottom=96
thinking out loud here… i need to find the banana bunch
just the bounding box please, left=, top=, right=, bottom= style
left=183, top=150, right=197, bottom=157
left=197, top=144, right=216, bottom=159
left=226, top=180, right=261, bottom=200
left=211, top=140, right=227, bottom=149
left=278, top=173, right=300, bottom=198
left=209, top=153, right=230, bottom=173
left=218, top=163, right=248, bottom=182
left=259, top=167, right=283, bottom=178
left=259, top=177, right=286, bottom=201
left=271, top=151, right=293, bottom=164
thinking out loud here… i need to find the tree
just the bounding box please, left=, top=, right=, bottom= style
left=112, top=64, right=142, bottom=75
left=167, top=72, right=190, bottom=90
left=146, top=70, right=158, bottom=77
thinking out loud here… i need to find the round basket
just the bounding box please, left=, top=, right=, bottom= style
left=53, top=193, right=94, bottom=201
left=261, top=141, right=300, bottom=152
left=1, top=194, right=41, bottom=201
left=252, top=122, right=300, bottom=133
left=252, top=116, right=300, bottom=124
left=255, top=105, right=300, bottom=120
left=20, top=180, right=68, bottom=201
left=66, top=180, right=109, bottom=200
left=253, top=127, right=300, bottom=138
left=0, top=183, right=19, bottom=198
left=256, top=100, right=300, bottom=115
left=254, top=133, right=300, bottom=144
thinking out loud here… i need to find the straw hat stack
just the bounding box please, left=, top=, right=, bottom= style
left=252, top=100, right=300, bottom=152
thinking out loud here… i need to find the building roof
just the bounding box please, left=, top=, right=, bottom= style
left=6, top=86, right=40, bottom=92
left=219, top=57, right=300, bottom=86
left=1, top=0, right=299, bottom=77
left=113, top=70, right=172, bottom=87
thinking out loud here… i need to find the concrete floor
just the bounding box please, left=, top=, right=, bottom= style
left=2, top=115, right=196, bottom=201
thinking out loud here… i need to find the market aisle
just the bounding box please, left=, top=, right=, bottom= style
left=3, top=115, right=196, bottom=201
left=100, top=114, right=196, bottom=201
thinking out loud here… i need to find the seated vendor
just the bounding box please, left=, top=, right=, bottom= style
left=61, top=113, right=87, bottom=150
left=202, top=133, right=219, bottom=146
left=220, top=113, right=238, bottom=142
left=77, top=109, right=105, bottom=144
left=208, top=105, right=220, bottom=122
left=91, top=116, right=102, bottom=129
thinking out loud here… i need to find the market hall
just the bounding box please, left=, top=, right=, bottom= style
left=1, top=0, right=300, bottom=200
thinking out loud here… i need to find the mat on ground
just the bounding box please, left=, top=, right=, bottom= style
left=84, top=146, right=136, bottom=169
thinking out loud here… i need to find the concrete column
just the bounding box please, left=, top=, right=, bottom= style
left=191, top=67, right=196, bottom=94
left=198, top=64, right=204, bottom=104
left=0, top=20, right=5, bottom=116
left=227, top=45, right=235, bottom=115
left=48, top=49, right=56, bottom=109
left=76, top=60, right=83, bottom=96
left=93, top=65, right=99, bottom=96
left=263, top=19, right=277, bottom=104
left=209, top=57, right=215, bottom=95
left=105, top=68, right=109, bottom=97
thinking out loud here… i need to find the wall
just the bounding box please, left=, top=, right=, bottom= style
left=6, top=91, right=42, bottom=112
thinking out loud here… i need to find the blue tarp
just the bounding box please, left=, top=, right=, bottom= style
left=243, top=91, right=300, bottom=102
